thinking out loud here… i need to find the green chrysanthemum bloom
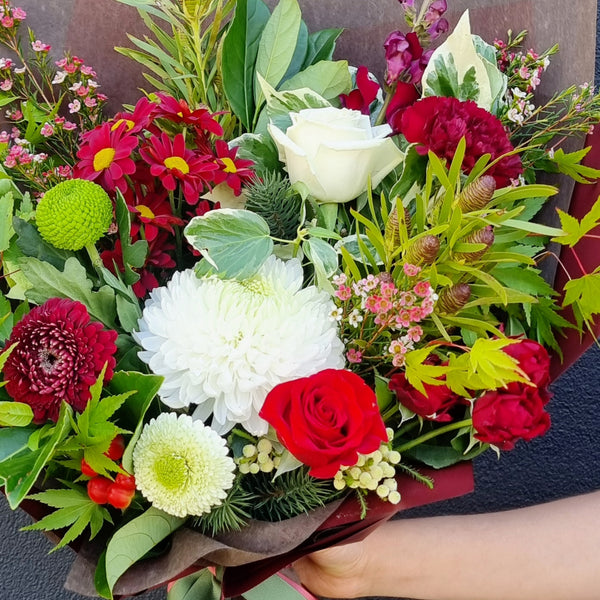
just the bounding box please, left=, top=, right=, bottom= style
left=36, top=179, right=113, bottom=251
left=133, top=413, right=236, bottom=518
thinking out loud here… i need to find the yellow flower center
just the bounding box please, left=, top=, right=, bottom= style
left=111, top=118, right=135, bottom=132
left=93, top=147, right=116, bottom=171
left=164, top=156, right=190, bottom=174
left=136, top=205, right=156, bottom=219
left=154, top=453, right=189, bottom=491
left=221, top=157, right=237, bottom=173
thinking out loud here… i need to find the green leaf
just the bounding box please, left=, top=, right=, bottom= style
left=168, top=569, right=221, bottom=600
left=279, top=60, right=352, bottom=101
left=0, top=401, right=34, bottom=427
left=184, top=208, right=273, bottom=279
left=553, top=195, right=600, bottom=247
left=562, top=273, right=600, bottom=327
left=491, top=266, right=556, bottom=297
left=114, top=190, right=148, bottom=285
left=303, top=237, right=338, bottom=293
left=18, top=256, right=117, bottom=328
left=0, top=402, right=72, bottom=509
left=0, top=427, right=34, bottom=462
left=254, top=0, right=302, bottom=109
left=404, top=443, right=466, bottom=469
left=501, top=218, right=564, bottom=238
left=108, top=371, right=163, bottom=473
left=551, top=147, right=600, bottom=183
left=302, top=28, right=343, bottom=67
left=222, top=0, right=271, bottom=129
left=242, top=573, right=312, bottom=600
left=0, top=191, right=14, bottom=252
left=13, top=217, right=72, bottom=270
left=281, top=19, right=308, bottom=83
left=23, top=486, right=112, bottom=551
left=104, top=507, right=185, bottom=594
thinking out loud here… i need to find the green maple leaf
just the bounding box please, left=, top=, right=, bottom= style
left=553, top=195, right=600, bottom=247
left=562, top=272, right=600, bottom=329
left=403, top=346, right=450, bottom=395
left=551, top=147, right=600, bottom=183
left=23, top=486, right=112, bottom=551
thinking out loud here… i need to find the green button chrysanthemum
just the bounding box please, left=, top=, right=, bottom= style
left=36, top=179, right=113, bottom=251
left=133, top=412, right=236, bottom=518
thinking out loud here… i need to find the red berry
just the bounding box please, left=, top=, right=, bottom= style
left=105, top=435, right=126, bottom=461
left=87, top=477, right=112, bottom=504
left=107, top=484, right=135, bottom=510
left=81, top=458, right=97, bottom=477
left=115, top=472, right=136, bottom=491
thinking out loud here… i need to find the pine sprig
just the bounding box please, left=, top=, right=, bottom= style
left=244, top=171, right=302, bottom=241
left=193, top=477, right=253, bottom=536
left=242, top=468, right=339, bottom=522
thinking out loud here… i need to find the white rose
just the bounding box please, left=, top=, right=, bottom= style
left=268, top=107, right=404, bottom=204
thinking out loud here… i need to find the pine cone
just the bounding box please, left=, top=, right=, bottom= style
left=457, top=175, right=496, bottom=212
left=437, top=283, right=472, bottom=314
left=454, top=226, right=494, bottom=263
left=405, top=235, right=441, bottom=265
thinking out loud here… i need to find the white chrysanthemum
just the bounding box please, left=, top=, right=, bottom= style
left=133, top=412, right=235, bottom=518
left=134, top=256, right=345, bottom=435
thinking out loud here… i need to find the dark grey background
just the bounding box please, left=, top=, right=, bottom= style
left=1, top=1, right=600, bottom=599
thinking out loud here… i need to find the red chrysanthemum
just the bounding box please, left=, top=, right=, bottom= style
left=74, top=121, right=139, bottom=193
left=400, top=96, right=523, bottom=186
left=3, top=298, right=118, bottom=423
left=212, top=140, right=255, bottom=196
left=139, top=132, right=218, bottom=205
left=111, top=96, right=158, bottom=134
left=154, top=93, right=224, bottom=136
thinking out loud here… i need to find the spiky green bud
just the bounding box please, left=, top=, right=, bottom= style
left=36, top=179, right=113, bottom=251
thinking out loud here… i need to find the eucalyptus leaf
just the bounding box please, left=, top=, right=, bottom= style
left=104, top=507, right=185, bottom=594
left=184, top=208, right=273, bottom=279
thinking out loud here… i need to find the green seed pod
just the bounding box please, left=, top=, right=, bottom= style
left=457, top=175, right=496, bottom=212
left=437, top=283, right=472, bottom=314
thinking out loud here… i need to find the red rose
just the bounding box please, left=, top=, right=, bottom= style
left=400, top=96, right=523, bottom=187
left=259, top=369, right=387, bottom=479
left=389, top=372, right=460, bottom=422
left=503, top=338, right=551, bottom=390
left=472, top=385, right=551, bottom=450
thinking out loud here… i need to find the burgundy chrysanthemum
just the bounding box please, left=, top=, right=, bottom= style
left=401, top=96, right=523, bottom=186
left=3, top=298, right=118, bottom=423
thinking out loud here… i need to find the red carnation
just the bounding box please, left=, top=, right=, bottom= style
left=3, top=298, right=118, bottom=422
left=400, top=96, right=523, bottom=186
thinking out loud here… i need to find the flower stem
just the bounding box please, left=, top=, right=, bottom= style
left=395, top=418, right=473, bottom=453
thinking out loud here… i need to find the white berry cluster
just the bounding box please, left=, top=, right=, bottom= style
left=237, top=438, right=281, bottom=474
left=333, top=429, right=401, bottom=504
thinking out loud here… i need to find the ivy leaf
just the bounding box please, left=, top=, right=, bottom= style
left=103, top=507, right=185, bottom=595
left=553, top=195, right=600, bottom=247
left=184, top=208, right=273, bottom=279
left=23, top=486, right=112, bottom=551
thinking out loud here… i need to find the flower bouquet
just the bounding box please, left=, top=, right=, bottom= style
left=1, top=0, right=600, bottom=598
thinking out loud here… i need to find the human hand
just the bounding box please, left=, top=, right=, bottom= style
left=293, top=537, right=372, bottom=599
